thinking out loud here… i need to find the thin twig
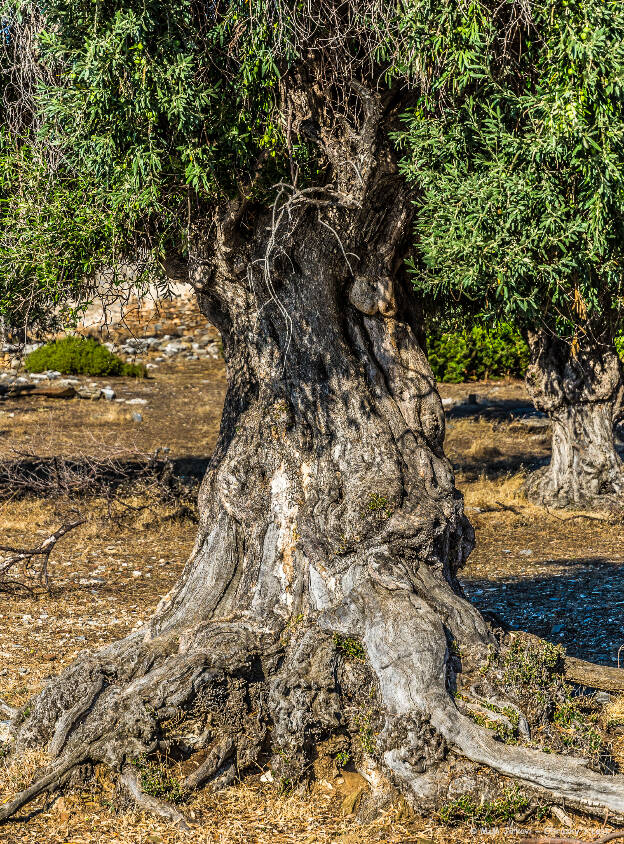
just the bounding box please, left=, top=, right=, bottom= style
left=0, top=519, right=84, bottom=593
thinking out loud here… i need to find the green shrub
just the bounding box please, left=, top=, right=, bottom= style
left=25, top=336, right=147, bottom=378
left=426, top=323, right=529, bottom=383
left=427, top=325, right=624, bottom=383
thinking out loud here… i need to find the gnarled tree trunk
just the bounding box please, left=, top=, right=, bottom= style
left=525, top=331, right=624, bottom=508
left=3, top=86, right=624, bottom=827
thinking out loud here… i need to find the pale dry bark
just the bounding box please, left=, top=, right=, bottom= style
left=525, top=331, right=624, bottom=508
left=2, top=84, right=624, bottom=827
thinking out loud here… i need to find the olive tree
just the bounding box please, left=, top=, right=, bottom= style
left=396, top=0, right=624, bottom=508
left=2, top=0, right=624, bottom=826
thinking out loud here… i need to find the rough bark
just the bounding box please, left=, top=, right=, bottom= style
left=525, top=331, right=624, bottom=508
left=3, top=85, right=624, bottom=826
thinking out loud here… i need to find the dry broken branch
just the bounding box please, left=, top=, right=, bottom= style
left=0, top=518, right=85, bottom=594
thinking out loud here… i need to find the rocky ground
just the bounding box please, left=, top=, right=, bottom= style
left=0, top=293, right=623, bottom=842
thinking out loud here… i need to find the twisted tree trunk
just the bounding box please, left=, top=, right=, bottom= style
left=3, top=87, right=624, bottom=827
left=525, top=331, right=624, bottom=508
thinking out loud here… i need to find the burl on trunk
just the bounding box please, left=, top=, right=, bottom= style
left=3, top=87, right=624, bottom=827
left=525, top=331, right=624, bottom=508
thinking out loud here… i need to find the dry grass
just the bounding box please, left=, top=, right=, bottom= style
left=462, top=471, right=528, bottom=511
left=91, top=404, right=134, bottom=425
left=0, top=771, right=606, bottom=844
left=0, top=358, right=226, bottom=461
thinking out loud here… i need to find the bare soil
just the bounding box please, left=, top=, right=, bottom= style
left=1, top=342, right=623, bottom=842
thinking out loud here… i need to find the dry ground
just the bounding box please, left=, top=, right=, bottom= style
left=1, top=361, right=623, bottom=842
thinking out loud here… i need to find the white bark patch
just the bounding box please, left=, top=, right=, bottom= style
left=309, top=565, right=332, bottom=610
left=267, top=463, right=300, bottom=609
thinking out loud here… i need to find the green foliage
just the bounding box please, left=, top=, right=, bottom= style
left=355, top=711, right=377, bottom=755
left=438, top=786, right=536, bottom=826
left=395, top=0, right=624, bottom=346
left=487, top=637, right=612, bottom=770
left=0, top=136, right=135, bottom=334
left=25, top=336, right=147, bottom=377
left=4, top=0, right=624, bottom=355
left=0, top=0, right=310, bottom=331
left=133, top=755, right=186, bottom=804
left=500, top=638, right=566, bottom=689
left=427, top=322, right=529, bottom=382
left=363, top=493, right=393, bottom=520
left=334, top=750, right=351, bottom=768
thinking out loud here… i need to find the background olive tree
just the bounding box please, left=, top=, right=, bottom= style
left=395, top=0, right=624, bottom=507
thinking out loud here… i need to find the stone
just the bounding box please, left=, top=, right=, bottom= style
left=132, top=412, right=143, bottom=423
left=340, top=785, right=367, bottom=815
left=77, top=387, right=102, bottom=400
left=101, top=387, right=116, bottom=401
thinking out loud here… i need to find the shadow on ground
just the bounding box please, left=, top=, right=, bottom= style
left=0, top=454, right=210, bottom=499
left=461, top=558, right=624, bottom=666
left=446, top=397, right=541, bottom=422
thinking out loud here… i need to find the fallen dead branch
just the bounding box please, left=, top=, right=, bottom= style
left=564, top=657, right=624, bottom=693
left=0, top=447, right=197, bottom=502
left=0, top=518, right=85, bottom=593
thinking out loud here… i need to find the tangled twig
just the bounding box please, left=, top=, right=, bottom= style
left=0, top=518, right=85, bottom=593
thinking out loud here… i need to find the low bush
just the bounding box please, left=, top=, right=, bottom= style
left=426, top=323, right=529, bottom=383
left=25, top=336, right=147, bottom=378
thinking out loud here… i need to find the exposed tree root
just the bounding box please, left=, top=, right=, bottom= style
left=183, top=736, right=234, bottom=790
left=2, top=598, right=624, bottom=828
left=0, top=752, right=83, bottom=822
left=120, top=764, right=191, bottom=830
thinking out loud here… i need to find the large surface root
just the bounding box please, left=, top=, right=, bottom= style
left=3, top=598, right=624, bottom=827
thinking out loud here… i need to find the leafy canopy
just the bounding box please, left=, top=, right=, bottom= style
left=2, top=0, right=624, bottom=346
left=394, top=0, right=624, bottom=345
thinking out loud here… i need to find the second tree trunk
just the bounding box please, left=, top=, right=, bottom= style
left=525, top=331, right=624, bottom=507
